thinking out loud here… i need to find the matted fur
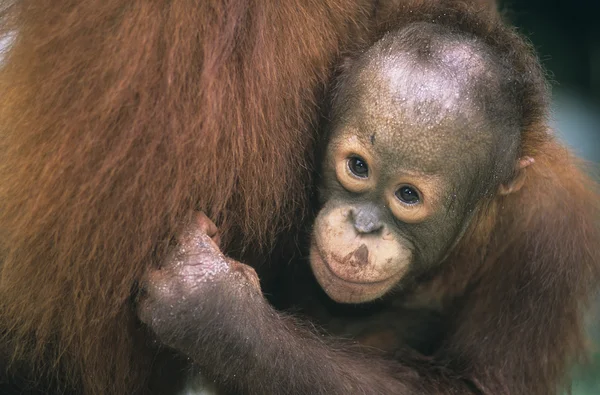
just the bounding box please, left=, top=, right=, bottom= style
left=0, top=1, right=378, bottom=394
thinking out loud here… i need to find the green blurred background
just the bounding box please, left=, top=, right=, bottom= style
left=501, top=0, right=599, bottom=392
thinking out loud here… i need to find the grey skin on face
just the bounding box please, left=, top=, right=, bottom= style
left=310, top=23, right=530, bottom=304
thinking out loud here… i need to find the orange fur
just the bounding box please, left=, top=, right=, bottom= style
left=392, top=5, right=600, bottom=392
left=433, top=137, right=600, bottom=394
left=0, top=1, right=378, bottom=394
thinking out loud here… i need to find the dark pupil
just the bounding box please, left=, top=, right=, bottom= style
left=397, top=186, right=419, bottom=204
left=348, top=157, right=368, bottom=177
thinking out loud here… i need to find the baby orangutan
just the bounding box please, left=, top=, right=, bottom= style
left=310, top=25, right=530, bottom=304
left=139, top=10, right=600, bottom=395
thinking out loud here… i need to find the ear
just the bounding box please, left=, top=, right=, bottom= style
left=498, top=156, right=535, bottom=195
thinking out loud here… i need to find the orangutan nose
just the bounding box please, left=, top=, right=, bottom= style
left=350, top=206, right=383, bottom=234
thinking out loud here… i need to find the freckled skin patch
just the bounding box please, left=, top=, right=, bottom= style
left=344, top=244, right=369, bottom=267
left=139, top=213, right=261, bottom=329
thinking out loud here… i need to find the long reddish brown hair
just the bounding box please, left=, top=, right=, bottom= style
left=0, top=1, right=376, bottom=393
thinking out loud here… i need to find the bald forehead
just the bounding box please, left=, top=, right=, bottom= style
left=334, top=61, right=491, bottom=173
left=341, top=23, right=499, bottom=122
left=330, top=24, right=512, bottom=173
left=359, top=55, right=483, bottom=126
left=359, top=22, right=497, bottom=88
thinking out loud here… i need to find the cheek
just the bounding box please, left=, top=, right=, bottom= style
left=409, top=214, right=467, bottom=266
left=310, top=206, right=413, bottom=303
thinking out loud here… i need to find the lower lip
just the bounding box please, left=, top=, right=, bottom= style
left=310, top=246, right=401, bottom=303
left=312, top=245, right=396, bottom=286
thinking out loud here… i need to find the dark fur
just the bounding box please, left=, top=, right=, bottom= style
left=141, top=2, right=600, bottom=395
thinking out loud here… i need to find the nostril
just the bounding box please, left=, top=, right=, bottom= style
left=348, top=208, right=355, bottom=221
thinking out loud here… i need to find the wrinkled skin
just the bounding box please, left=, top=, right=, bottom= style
left=139, top=213, right=261, bottom=350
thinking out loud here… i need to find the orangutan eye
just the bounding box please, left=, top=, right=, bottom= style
left=347, top=156, right=369, bottom=178
left=395, top=185, right=420, bottom=204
